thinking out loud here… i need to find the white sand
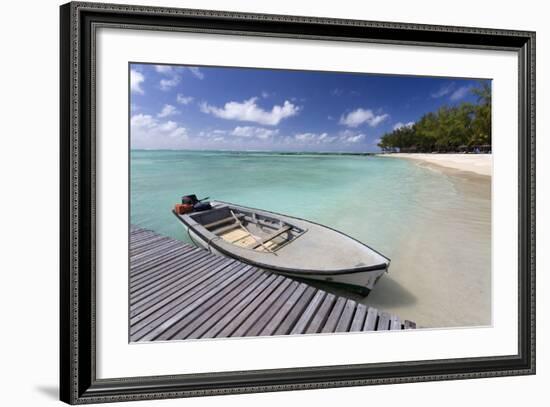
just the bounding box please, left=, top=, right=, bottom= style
left=380, top=153, right=492, bottom=177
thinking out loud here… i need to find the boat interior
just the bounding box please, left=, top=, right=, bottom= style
left=189, top=206, right=305, bottom=252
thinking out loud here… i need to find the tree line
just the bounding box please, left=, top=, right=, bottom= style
left=378, top=83, right=491, bottom=153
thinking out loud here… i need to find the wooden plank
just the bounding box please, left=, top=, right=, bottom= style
left=390, top=315, right=402, bottom=330
left=130, top=250, right=207, bottom=284
left=130, top=257, right=237, bottom=321
left=130, top=249, right=213, bottom=295
left=199, top=274, right=279, bottom=339
left=272, top=285, right=317, bottom=336
left=131, top=235, right=170, bottom=251
left=130, top=249, right=210, bottom=293
left=349, top=303, right=368, bottom=332
left=258, top=283, right=308, bottom=336
left=130, top=243, right=187, bottom=269
left=132, top=263, right=251, bottom=341
left=138, top=265, right=254, bottom=342
left=130, top=239, right=184, bottom=260
left=130, top=248, right=205, bottom=289
left=130, top=255, right=228, bottom=309
left=130, top=241, right=185, bottom=264
left=404, top=320, right=417, bottom=329
left=130, top=230, right=158, bottom=240
left=335, top=299, right=357, bottom=333
left=234, top=278, right=296, bottom=337
left=183, top=272, right=273, bottom=340
left=321, top=296, right=347, bottom=333
left=131, top=239, right=181, bottom=258
left=305, top=293, right=336, bottom=334
left=363, top=307, right=378, bottom=331
left=130, top=235, right=167, bottom=250
left=214, top=276, right=286, bottom=338
left=153, top=267, right=261, bottom=341
left=376, top=311, right=391, bottom=331
left=130, top=253, right=212, bottom=297
left=244, top=280, right=301, bottom=337
left=290, top=290, right=326, bottom=335
left=130, top=260, right=240, bottom=331
left=131, top=243, right=201, bottom=273
left=130, top=246, right=192, bottom=276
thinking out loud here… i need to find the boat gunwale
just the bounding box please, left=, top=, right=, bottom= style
left=173, top=201, right=390, bottom=276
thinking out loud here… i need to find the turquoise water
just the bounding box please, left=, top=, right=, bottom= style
left=132, top=150, right=433, bottom=257
left=130, top=150, right=491, bottom=327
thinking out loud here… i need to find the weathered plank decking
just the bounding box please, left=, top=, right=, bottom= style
left=130, top=226, right=416, bottom=342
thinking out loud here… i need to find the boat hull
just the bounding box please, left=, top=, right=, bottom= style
left=183, top=222, right=386, bottom=295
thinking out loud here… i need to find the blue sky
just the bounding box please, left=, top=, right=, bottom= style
left=130, top=63, right=489, bottom=152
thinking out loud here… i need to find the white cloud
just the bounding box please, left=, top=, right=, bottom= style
left=449, top=86, right=471, bottom=101
left=393, top=121, right=415, bottom=131
left=155, top=65, right=173, bottom=74
left=294, top=132, right=318, bottom=142
left=293, top=130, right=365, bottom=144
left=261, top=91, right=270, bottom=98
left=318, top=133, right=335, bottom=142
left=431, top=83, right=454, bottom=98
left=431, top=83, right=471, bottom=101
left=200, top=97, right=300, bottom=126
left=188, top=67, right=204, bottom=79
left=294, top=132, right=338, bottom=144
left=176, top=94, right=194, bottom=105
left=130, top=70, right=145, bottom=94
left=160, top=76, right=180, bottom=91
left=131, top=114, right=187, bottom=148
left=344, top=133, right=366, bottom=143
left=154, top=65, right=181, bottom=91
left=231, top=126, right=279, bottom=140
left=157, top=104, right=178, bottom=118
left=339, top=108, right=388, bottom=128
left=338, top=129, right=367, bottom=143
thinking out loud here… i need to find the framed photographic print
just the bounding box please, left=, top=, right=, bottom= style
left=60, top=1, right=535, bottom=404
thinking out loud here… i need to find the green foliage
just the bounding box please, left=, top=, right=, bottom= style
left=378, top=83, right=491, bottom=152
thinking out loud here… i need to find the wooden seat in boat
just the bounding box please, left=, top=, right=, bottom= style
left=248, top=225, right=292, bottom=249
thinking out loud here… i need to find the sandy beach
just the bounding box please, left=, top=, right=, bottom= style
left=379, top=153, right=492, bottom=177
left=310, top=155, right=492, bottom=328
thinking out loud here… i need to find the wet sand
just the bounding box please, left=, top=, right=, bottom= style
left=379, top=153, right=492, bottom=177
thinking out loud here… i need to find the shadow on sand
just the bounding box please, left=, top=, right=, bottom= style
left=363, top=276, right=417, bottom=308
left=297, top=275, right=417, bottom=309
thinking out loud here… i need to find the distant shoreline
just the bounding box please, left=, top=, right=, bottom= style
left=378, top=153, right=492, bottom=177
left=131, top=148, right=378, bottom=156
left=131, top=150, right=492, bottom=176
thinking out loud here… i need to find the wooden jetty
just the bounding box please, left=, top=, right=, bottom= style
left=130, top=226, right=416, bottom=342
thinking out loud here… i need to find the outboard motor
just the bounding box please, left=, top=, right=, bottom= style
left=193, top=201, right=212, bottom=212
left=181, top=194, right=199, bottom=205
left=180, top=194, right=212, bottom=212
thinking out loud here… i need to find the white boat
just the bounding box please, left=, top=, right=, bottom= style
left=173, top=200, right=390, bottom=295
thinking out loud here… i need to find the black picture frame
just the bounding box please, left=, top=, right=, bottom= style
left=60, top=1, right=536, bottom=404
